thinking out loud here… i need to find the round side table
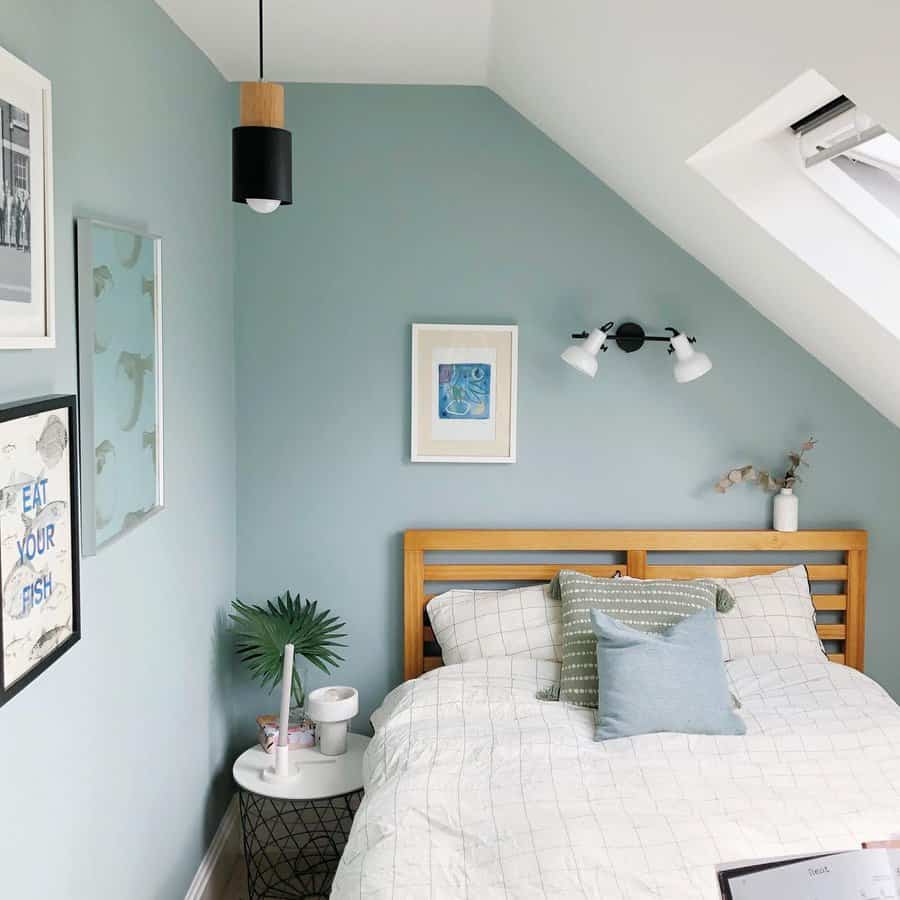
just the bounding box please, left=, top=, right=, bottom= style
left=233, top=733, right=370, bottom=899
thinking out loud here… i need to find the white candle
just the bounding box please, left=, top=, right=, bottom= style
left=278, top=643, right=294, bottom=749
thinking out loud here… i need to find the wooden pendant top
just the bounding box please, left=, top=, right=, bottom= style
left=240, top=82, right=285, bottom=128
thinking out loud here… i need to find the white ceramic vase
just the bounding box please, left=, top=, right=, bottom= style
left=773, top=487, right=799, bottom=532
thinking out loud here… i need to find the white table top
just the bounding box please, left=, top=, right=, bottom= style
left=233, top=733, right=370, bottom=800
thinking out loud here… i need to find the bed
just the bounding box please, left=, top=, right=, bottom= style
left=331, top=529, right=900, bottom=899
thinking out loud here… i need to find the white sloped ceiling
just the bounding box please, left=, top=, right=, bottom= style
left=157, top=0, right=900, bottom=426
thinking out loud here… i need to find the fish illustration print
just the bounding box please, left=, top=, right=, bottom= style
left=95, top=441, right=117, bottom=529
left=3, top=562, right=36, bottom=619
left=122, top=507, right=152, bottom=530
left=0, top=470, right=37, bottom=514
left=4, top=634, right=30, bottom=660
left=115, top=231, right=143, bottom=269
left=142, top=276, right=156, bottom=318
left=21, top=499, right=67, bottom=540
left=29, top=620, right=71, bottom=660
left=93, top=264, right=113, bottom=298
left=39, top=580, right=66, bottom=613
left=35, top=414, right=68, bottom=469
left=142, top=429, right=156, bottom=467
left=115, top=352, right=153, bottom=431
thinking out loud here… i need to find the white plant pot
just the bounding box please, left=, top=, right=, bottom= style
left=773, top=488, right=799, bottom=532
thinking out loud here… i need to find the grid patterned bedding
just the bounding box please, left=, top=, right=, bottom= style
left=332, top=656, right=900, bottom=899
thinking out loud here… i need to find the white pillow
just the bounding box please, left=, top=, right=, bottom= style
left=426, top=584, right=561, bottom=664
left=714, top=564, right=824, bottom=660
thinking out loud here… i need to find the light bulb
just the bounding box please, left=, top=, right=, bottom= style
left=247, top=198, right=281, bottom=214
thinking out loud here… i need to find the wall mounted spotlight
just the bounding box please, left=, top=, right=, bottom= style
left=562, top=322, right=712, bottom=383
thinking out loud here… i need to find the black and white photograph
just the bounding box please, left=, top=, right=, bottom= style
left=0, top=98, right=31, bottom=304
left=0, top=46, right=53, bottom=349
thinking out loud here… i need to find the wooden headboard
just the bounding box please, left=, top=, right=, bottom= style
left=403, top=529, right=868, bottom=680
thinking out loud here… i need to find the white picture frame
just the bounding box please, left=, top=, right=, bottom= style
left=411, top=323, right=518, bottom=464
left=0, top=46, right=54, bottom=349
left=75, top=218, right=164, bottom=555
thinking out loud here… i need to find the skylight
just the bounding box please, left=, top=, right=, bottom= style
left=793, top=98, right=900, bottom=255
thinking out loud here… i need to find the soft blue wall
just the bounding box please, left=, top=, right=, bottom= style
left=235, top=85, right=900, bottom=732
left=0, top=2, right=236, bottom=898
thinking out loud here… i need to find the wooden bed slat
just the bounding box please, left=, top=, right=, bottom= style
left=423, top=564, right=848, bottom=583
left=403, top=529, right=868, bottom=681
left=647, top=564, right=847, bottom=581
left=816, top=623, right=846, bottom=640
left=405, top=529, right=867, bottom=552
left=812, top=594, right=847, bottom=611
left=423, top=564, right=624, bottom=581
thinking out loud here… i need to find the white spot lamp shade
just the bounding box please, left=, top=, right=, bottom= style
left=560, top=328, right=608, bottom=377
left=669, top=332, right=713, bottom=383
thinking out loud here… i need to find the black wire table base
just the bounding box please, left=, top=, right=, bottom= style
left=238, top=788, right=362, bottom=899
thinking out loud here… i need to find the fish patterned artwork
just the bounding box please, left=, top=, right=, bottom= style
left=36, top=415, right=67, bottom=469
left=77, top=221, right=162, bottom=554
left=0, top=401, right=78, bottom=700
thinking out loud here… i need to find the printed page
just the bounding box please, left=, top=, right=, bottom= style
left=727, top=849, right=897, bottom=900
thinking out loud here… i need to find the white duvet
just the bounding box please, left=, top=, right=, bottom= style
left=332, top=656, right=900, bottom=899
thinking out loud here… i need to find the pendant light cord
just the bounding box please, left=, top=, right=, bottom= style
left=258, top=0, right=264, bottom=81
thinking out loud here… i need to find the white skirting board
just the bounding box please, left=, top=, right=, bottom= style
left=184, top=794, right=241, bottom=900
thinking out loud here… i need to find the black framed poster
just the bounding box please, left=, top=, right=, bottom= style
left=0, top=394, right=80, bottom=707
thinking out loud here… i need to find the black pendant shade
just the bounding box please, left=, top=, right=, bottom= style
left=232, top=126, right=293, bottom=206
left=232, top=0, right=292, bottom=211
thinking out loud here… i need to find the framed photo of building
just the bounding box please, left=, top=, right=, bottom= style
left=0, top=46, right=54, bottom=349
left=76, top=218, right=164, bottom=555
left=411, top=324, right=518, bottom=463
left=0, top=395, right=80, bottom=708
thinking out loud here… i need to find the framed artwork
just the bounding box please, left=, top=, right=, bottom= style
left=76, top=218, right=163, bottom=555
left=411, top=323, right=518, bottom=463
left=0, top=395, right=80, bottom=708
left=0, top=46, right=55, bottom=348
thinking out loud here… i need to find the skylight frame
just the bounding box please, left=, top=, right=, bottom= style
left=796, top=101, right=900, bottom=257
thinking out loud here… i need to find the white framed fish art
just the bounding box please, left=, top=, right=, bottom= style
left=75, top=218, right=164, bottom=555
left=0, top=395, right=80, bottom=708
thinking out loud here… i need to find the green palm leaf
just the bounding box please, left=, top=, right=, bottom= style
left=230, top=592, right=347, bottom=707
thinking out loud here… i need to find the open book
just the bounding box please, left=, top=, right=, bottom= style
left=718, top=848, right=900, bottom=900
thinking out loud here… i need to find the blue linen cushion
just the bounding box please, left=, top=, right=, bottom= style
left=591, top=607, right=746, bottom=741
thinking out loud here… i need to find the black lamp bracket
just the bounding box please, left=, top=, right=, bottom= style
left=570, top=322, right=698, bottom=354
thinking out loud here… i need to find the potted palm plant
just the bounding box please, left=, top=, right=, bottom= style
left=230, top=592, right=347, bottom=747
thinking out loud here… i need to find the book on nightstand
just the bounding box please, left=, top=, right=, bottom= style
left=717, top=841, right=900, bottom=900
left=255, top=714, right=316, bottom=753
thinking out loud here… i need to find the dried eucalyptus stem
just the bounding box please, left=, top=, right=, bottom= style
left=715, top=437, right=816, bottom=494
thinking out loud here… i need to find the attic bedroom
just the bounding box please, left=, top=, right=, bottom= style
left=1, top=2, right=899, bottom=899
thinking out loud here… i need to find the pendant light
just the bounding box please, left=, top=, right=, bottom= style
left=232, top=0, right=292, bottom=213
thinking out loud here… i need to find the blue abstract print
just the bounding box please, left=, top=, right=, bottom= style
left=438, top=363, right=491, bottom=420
